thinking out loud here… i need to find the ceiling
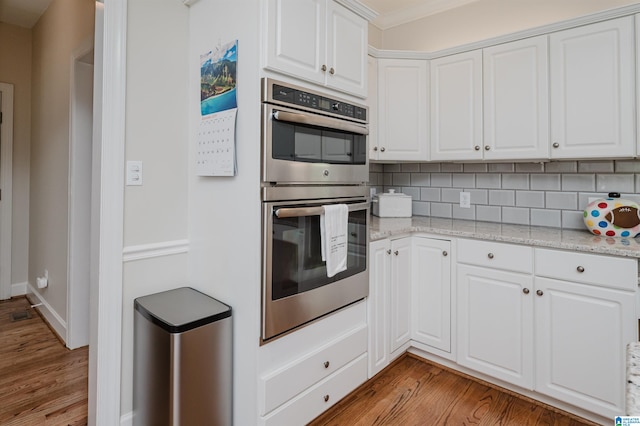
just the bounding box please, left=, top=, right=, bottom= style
left=0, top=0, right=53, bottom=28
left=359, top=0, right=480, bottom=29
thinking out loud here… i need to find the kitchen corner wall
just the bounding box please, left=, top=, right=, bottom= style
left=370, top=160, right=640, bottom=229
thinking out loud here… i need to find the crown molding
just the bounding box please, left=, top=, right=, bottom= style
left=370, top=0, right=479, bottom=30
left=335, top=0, right=379, bottom=21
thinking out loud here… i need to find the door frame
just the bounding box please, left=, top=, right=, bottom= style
left=0, top=82, right=14, bottom=301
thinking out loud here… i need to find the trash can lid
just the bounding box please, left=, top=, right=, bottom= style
left=134, top=287, right=231, bottom=333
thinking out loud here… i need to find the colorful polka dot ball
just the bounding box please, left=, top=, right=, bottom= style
left=583, top=195, right=640, bottom=238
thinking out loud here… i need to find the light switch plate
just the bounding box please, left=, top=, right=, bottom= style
left=460, top=191, right=471, bottom=208
left=126, top=160, right=143, bottom=186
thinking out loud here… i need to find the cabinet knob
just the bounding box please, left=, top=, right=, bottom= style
left=373, top=146, right=378, bottom=151
left=474, top=145, right=480, bottom=151
left=329, top=67, right=335, bottom=75
left=484, top=145, right=491, bottom=151
left=536, top=290, right=544, bottom=296
left=577, top=266, right=585, bottom=273
left=487, top=253, right=494, bottom=259
left=523, top=288, right=530, bottom=294
left=552, top=142, right=560, bottom=148
left=321, top=64, right=327, bottom=72
left=380, top=147, right=386, bottom=152
left=442, top=251, right=448, bottom=257
left=324, top=395, right=330, bottom=402
left=324, top=361, right=330, bottom=369
left=394, top=250, right=399, bottom=256
left=386, top=249, right=391, bottom=255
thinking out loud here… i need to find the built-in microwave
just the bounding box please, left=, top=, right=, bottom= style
left=261, top=78, right=369, bottom=185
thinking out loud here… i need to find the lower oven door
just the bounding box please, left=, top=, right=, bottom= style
left=262, top=196, right=369, bottom=342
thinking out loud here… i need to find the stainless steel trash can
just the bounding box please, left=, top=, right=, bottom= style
left=133, top=287, right=232, bottom=426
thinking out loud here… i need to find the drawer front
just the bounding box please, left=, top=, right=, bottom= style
left=535, top=248, right=638, bottom=291
left=260, top=325, right=367, bottom=414
left=261, top=354, right=368, bottom=426
left=458, top=239, right=533, bottom=273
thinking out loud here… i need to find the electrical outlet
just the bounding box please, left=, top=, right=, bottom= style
left=460, top=192, right=471, bottom=208
left=126, top=161, right=143, bottom=186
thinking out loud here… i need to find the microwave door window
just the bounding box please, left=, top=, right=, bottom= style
left=295, top=127, right=322, bottom=161
left=322, top=130, right=353, bottom=163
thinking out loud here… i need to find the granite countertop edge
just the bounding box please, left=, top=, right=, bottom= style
left=369, top=216, right=640, bottom=259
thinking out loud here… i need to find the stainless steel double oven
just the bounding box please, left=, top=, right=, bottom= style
left=261, top=78, right=370, bottom=343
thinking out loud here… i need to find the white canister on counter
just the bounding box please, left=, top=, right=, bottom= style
left=372, top=189, right=412, bottom=217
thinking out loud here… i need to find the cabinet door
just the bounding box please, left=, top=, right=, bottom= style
left=377, top=59, right=429, bottom=161
left=326, top=1, right=367, bottom=97
left=483, top=36, right=549, bottom=160
left=457, top=264, right=534, bottom=389
left=368, top=55, right=379, bottom=160
left=431, top=50, right=482, bottom=161
left=550, top=16, right=635, bottom=159
left=535, top=277, right=636, bottom=419
left=265, top=0, right=325, bottom=85
left=367, top=239, right=390, bottom=378
left=412, top=238, right=451, bottom=354
left=389, top=238, right=412, bottom=355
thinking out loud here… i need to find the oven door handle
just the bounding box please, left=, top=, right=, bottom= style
left=272, top=110, right=369, bottom=136
left=275, top=202, right=369, bottom=218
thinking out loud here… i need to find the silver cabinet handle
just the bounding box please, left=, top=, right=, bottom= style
left=536, top=290, right=544, bottom=296
left=523, top=288, right=530, bottom=294
left=442, top=251, right=448, bottom=257
left=272, top=110, right=368, bottom=135
left=577, top=266, right=585, bottom=273
left=474, top=145, right=480, bottom=151
left=487, top=253, right=494, bottom=259
left=553, top=142, right=559, bottom=148
left=380, top=147, right=386, bottom=152
left=386, top=249, right=391, bottom=255
left=324, top=395, right=330, bottom=402
left=329, top=67, right=335, bottom=75
left=394, top=250, right=399, bottom=256
left=484, top=145, right=490, bottom=151
left=373, top=146, right=378, bottom=151
left=321, top=64, right=327, bottom=72
left=324, top=361, right=330, bottom=369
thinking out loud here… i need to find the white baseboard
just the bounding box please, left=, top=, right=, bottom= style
left=27, top=283, right=67, bottom=343
left=120, top=411, right=132, bottom=426
left=11, top=281, right=27, bottom=296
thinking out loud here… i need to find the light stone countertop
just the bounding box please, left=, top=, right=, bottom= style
left=370, top=216, right=640, bottom=259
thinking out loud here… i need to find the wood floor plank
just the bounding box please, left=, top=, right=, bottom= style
left=309, top=355, right=599, bottom=426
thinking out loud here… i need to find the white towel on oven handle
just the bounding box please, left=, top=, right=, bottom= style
left=320, top=204, right=349, bottom=278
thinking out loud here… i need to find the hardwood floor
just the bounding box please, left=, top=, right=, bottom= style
left=0, top=297, right=88, bottom=426
left=310, top=355, right=598, bottom=426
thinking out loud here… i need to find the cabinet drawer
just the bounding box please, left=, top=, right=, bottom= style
left=535, top=248, right=638, bottom=291
left=260, top=325, right=367, bottom=414
left=458, top=239, right=532, bottom=273
left=261, top=354, right=368, bottom=426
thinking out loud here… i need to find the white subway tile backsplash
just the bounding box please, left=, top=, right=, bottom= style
left=578, top=161, right=614, bottom=173
left=578, top=192, right=604, bottom=210
left=370, top=163, right=384, bottom=172
left=453, top=173, right=475, bottom=188
left=421, top=188, right=441, bottom=202
left=502, top=207, right=529, bottom=225
left=502, top=174, right=529, bottom=190
left=488, top=163, right=515, bottom=173
left=531, top=209, right=561, bottom=228
left=516, top=191, right=545, bottom=208
left=467, top=189, right=488, bottom=205
left=384, top=164, right=402, bottom=172
left=441, top=188, right=461, bottom=203
left=412, top=201, right=430, bottom=216
left=561, top=174, right=595, bottom=192
left=516, top=163, right=545, bottom=173
left=383, top=173, right=393, bottom=186
left=530, top=174, right=561, bottom=191
left=615, top=160, right=640, bottom=173
left=545, top=161, right=577, bottom=173
left=411, top=173, right=430, bottom=186
left=401, top=187, right=421, bottom=200
left=393, top=173, right=410, bottom=186
left=431, top=173, right=452, bottom=187
left=476, top=205, right=501, bottom=222
left=421, top=163, right=441, bottom=172
left=453, top=205, right=476, bottom=220
left=442, top=163, right=464, bottom=172
left=546, top=192, right=578, bottom=210
left=489, top=190, right=515, bottom=206
left=562, top=210, right=586, bottom=230
left=431, top=202, right=452, bottom=218
left=401, top=163, right=421, bottom=172
left=464, top=163, right=488, bottom=173
left=477, top=174, right=501, bottom=189
left=596, top=174, right=635, bottom=193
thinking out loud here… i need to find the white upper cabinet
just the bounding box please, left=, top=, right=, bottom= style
left=430, top=50, right=483, bottom=161
left=483, top=36, right=550, bottom=160
left=376, top=58, right=429, bottom=161
left=549, top=16, right=635, bottom=159
left=367, top=55, right=378, bottom=160
left=264, top=0, right=367, bottom=98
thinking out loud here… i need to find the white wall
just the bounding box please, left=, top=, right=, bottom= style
left=29, top=0, right=95, bottom=333
left=379, top=0, right=640, bottom=51
left=187, top=0, right=262, bottom=424
left=119, top=0, right=189, bottom=417
left=0, top=23, right=31, bottom=292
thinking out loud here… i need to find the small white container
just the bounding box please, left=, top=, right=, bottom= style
left=372, top=189, right=412, bottom=218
